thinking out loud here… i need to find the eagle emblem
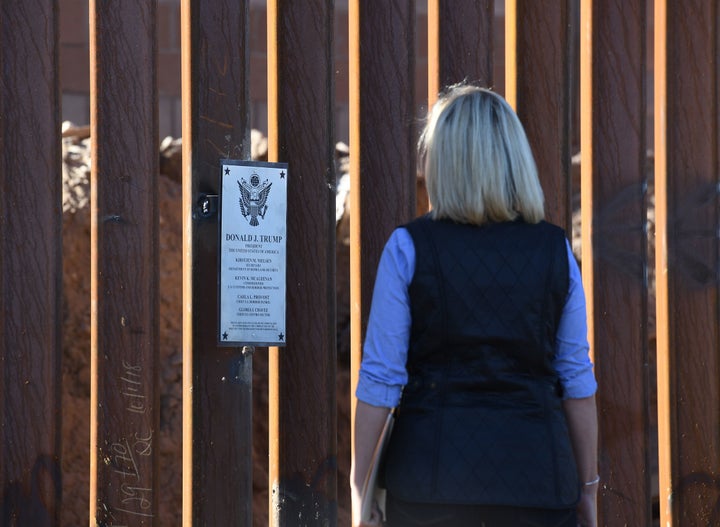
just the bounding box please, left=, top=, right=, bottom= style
left=238, top=173, right=272, bottom=226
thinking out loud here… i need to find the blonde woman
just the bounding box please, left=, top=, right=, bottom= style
left=351, top=84, right=598, bottom=527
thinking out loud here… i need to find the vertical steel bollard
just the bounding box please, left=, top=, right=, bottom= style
left=181, top=0, right=253, bottom=525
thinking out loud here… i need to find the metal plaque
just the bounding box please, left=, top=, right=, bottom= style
left=218, top=160, right=288, bottom=346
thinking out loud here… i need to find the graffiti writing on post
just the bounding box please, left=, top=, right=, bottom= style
left=98, top=360, right=155, bottom=525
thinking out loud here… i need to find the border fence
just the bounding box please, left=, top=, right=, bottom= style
left=1, top=1, right=718, bottom=526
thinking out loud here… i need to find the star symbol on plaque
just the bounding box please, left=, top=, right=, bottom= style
left=278, top=333, right=284, bottom=341
left=225, top=167, right=230, bottom=175
left=222, top=331, right=228, bottom=340
left=280, top=171, right=285, bottom=179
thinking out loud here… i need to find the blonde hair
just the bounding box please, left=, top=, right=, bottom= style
left=419, top=84, right=544, bottom=225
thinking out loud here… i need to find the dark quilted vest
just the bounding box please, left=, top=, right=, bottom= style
left=383, top=216, right=579, bottom=508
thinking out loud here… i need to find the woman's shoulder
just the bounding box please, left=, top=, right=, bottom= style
left=399, top=215, right=567, bottom=241
left=401, top=212, right=433, bottom=229
left=525, top=219, right=568, bottom=239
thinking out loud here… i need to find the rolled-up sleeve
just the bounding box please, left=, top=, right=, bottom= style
left=553, top=241, right=598, bottom=399
left=356, top=228, right=415, bottom=408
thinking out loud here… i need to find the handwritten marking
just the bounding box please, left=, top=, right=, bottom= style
left=121, top=361, right=146, bottom=414
left=100, top=360, right=155, bottom=524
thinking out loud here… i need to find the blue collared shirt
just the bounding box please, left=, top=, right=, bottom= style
left=357, top=227, right=598, bottom=408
